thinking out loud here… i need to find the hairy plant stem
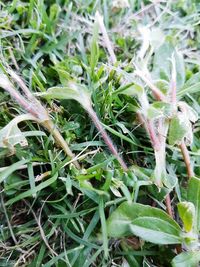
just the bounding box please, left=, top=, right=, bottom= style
left=135, top=69, right=166, bottom=101
left=95, top=11, right=117, bottom=64
left=146, top=119, right=161, bottom=151
left=140, top=114, right=173, bottom=218
left=87, top=106, right=128, bottom=171
left=95, top=11, right=174, bottom=220
left=168, top=57, right=193, bottom=179
left=179, top=141, right=194, bottom=179
left=1, top=81, right=40, bottom=118
left=0, top=71, right=80, bottom=169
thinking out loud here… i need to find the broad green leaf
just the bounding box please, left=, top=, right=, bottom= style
left=138, top=27, right=164, bottom=59
left=168, top=113, right=191, bottom=146
left=107, top=202, right=183, bottom=244
left=147, top=102, right=172, bottom=119
left=165, top=174, right=178, bottom=189
left=149, top=27, right=165, bottom=50
left=152, top=42, right=185, bottom=89
left=177, top=202, right=195, bottom=232
left=155, top=79, right=169, bottom=94
left=119, top=84, right=144, bottom=97
left=188, top=177, right=200, bottom=232
left=172, top=251, right=200, bottom=267
left=129, top=217, right=181, bottom=245
left=43, top=82, right=92, bottom=110
left=178, top=102, right=198, bottom=123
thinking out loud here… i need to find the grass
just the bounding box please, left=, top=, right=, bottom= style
left=0, top=0, right=200, bottom=266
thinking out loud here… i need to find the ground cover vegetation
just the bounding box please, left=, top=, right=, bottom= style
left=0, top=0, right=200, bottom=266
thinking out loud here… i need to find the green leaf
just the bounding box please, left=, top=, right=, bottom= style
left=107, top=202, right=183, bottom=244
left=6, top=172, right=58, bottom=206
left=99, top=197, right=108, bottom=258
left=138, top=26, right=165, bottom=59
left=90, top=20, right=99, bottom=73
left=119, top=84, right=144, bottom=97
left=174, top=50, right=185, bottom=89
left=42, top=82, right=92, bottom=110
left=149, top=27, right=165, bottom=50
left=147, top=102, right=172, bottom=119
left=178, top=102, right=198, bottom=123
left=178, top=72, right=200, bottom=97
left=188, top=177, right=200, bottom=232
left=168, top=114, right=190, bottom=146
left=152, top=42, right=185, bottom=89
left=80, top=180, right=109, bottom=197
left=49, top=3, right=61, bottom=21
left=177, top=202, right=195, bottom=232
left=55, top=69, right=71, bottom=86
left=172, top=251, right=200, bottom=267
left=0, top=159, right=30, bottom=184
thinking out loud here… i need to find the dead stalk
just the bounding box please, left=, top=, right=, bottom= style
left=179, top=142, right=194, bottom=178
left=165, top=193, right=173, bottom=218
left=43, top=120, right=80, bottom=169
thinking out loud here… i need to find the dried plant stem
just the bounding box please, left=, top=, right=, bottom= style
left=165, top=193, right=173, bottom=218
left=42, top=120, right=80, bottom=169
left=87, top=106, right=128, bottom=171
left=179, top=141, right=194, bottom=178
left=1, top=192, right=18, bottom=246
left=23, top=199, right=58, bottom=257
